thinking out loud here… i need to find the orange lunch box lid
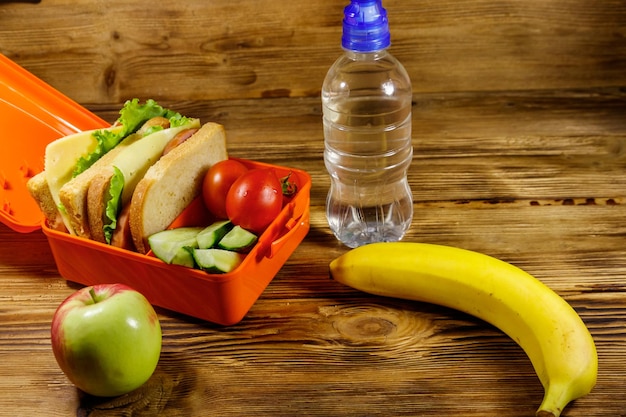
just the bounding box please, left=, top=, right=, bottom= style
left=0, top=54, right=108, bottom=232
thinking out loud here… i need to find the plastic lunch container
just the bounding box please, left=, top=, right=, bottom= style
left=0, top=54, right=311, bottom=325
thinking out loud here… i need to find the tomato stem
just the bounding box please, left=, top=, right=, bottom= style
left=280, top=172, right=298, bottom=197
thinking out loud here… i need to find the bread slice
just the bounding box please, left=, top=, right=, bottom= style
left=58, top=134, right=142, bottom=239
left=26, top=172, right=66, bottom=231
left=86, top=168, right=116, bottom=243
left=86, top=120, right=202, bottom=244
left=129, top=123, right=228, bottom=253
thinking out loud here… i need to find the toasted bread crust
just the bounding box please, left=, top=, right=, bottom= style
left=129, top=123, right=228, bottom=253
left=26, top=171, right=65, bottom=231
left=86, top=168, right=115, bottom=243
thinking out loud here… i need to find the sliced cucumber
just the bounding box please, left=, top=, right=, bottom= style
left=218, top=226, right=257, bottom=253
left=192, top=249, right=245, bottom=273
left=148, top=227, right=203, bottom=264
left=196, top=220, right=233, bottom=249
left=172, top=246, right=196, bottom=268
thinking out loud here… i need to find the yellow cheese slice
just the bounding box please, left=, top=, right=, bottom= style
left=111, top=119, right=200, bottom=205
left=44, top=125, right=123, bottom=233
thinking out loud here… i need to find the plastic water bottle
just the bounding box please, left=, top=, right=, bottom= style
left=322, top=0, right=413, bottom=248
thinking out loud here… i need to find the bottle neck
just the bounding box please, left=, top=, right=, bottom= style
left=343, top=48, right=388, bottom=61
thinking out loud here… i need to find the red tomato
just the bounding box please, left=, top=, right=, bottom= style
left=202, top=159, right=249, bottom=219
left=226, top=168, right=283, bottom=234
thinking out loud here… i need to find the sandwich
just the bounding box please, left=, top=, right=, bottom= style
left=28, top=99, right=228, bottom=254
left=27, top=124, right=124, bottom=234
left=28, top=98, right=187, bottom=235
left=88, top=121, right=228, bottom=253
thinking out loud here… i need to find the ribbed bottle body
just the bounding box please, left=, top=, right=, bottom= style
left=323, top=51, right=413, bottom=248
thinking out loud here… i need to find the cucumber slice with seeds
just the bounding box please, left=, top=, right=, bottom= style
left=193, top=249, right=245, bottom=273
left=148, top=227, right=203, bottom=264
left=197, top=220, right=233, bottom=249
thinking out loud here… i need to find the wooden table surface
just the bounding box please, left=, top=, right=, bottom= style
left=1, top=91, right=625, bottom=416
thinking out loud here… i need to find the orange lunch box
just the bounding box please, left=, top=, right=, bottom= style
left=0, top=54, right=311, bottom=325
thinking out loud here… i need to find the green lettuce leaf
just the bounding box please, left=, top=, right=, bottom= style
left=117, top=98, right=170, bottom=137
left=72, top=99, right=190, bottom=177
left=167, top=112, right=194, bottom=128
left=103, top=166, right=125, bottom=245
left=72, top=128, right=121, bottom=176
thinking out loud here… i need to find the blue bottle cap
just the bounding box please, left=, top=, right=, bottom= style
left=342, top=0, right=391, bottom=52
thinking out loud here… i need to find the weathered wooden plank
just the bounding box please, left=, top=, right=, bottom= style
left=0, top=5, right=625, bottom=411
left=83, top=91, right=626, bottom=204
left=1, top=259, right=624, bottom=416
left=1, top=0, right=625, bottom=103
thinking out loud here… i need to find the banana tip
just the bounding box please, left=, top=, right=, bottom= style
left=536, top=411, right=558, bottom=417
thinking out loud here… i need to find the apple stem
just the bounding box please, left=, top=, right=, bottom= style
left=88, top=287, right=99, bottom=304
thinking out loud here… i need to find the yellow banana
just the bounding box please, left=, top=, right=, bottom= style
left=329, top=242, right=597, bottom=417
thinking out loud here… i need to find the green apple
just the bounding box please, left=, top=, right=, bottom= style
left=51, top=284, right=162, bottom=397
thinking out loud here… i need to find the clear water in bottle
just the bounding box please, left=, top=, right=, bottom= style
left=323, top=49, right=413, bottom=248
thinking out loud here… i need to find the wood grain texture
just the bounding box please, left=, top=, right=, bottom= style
left=1, top=92, right=626, bottom=416
left=1, top=0, right=625, bottom=103
left=1, top=0, right=626, bottom=415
